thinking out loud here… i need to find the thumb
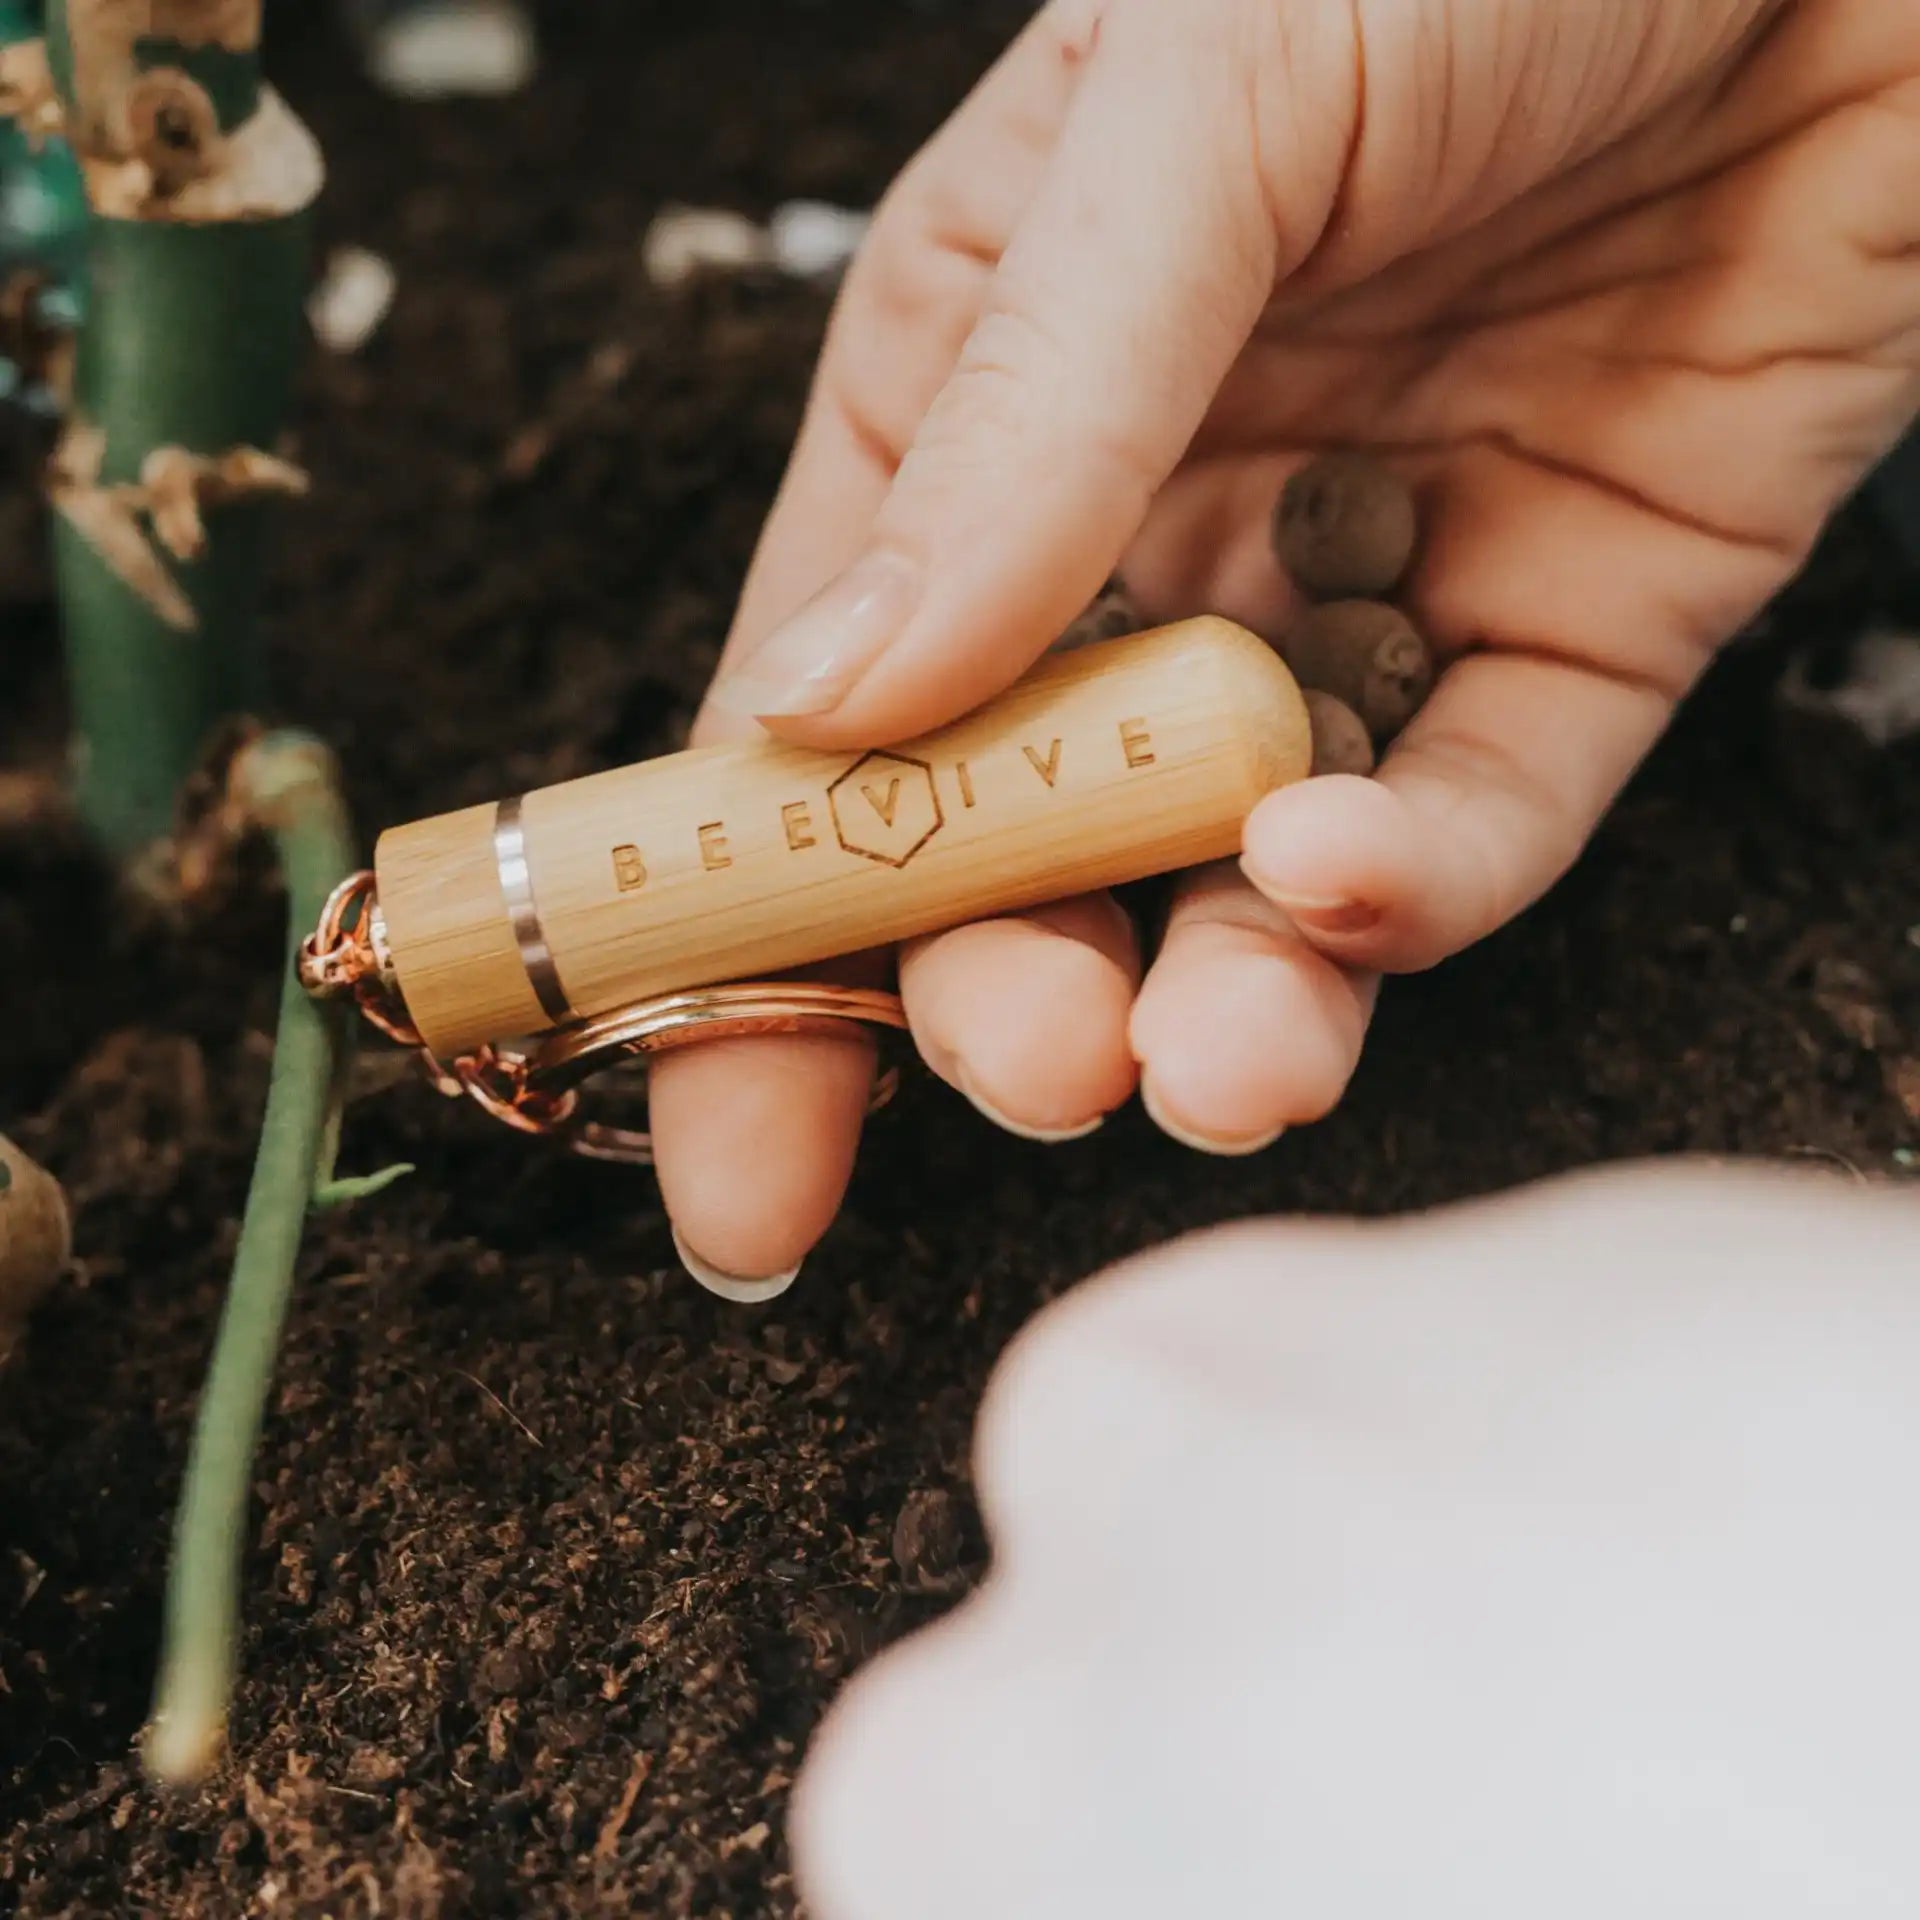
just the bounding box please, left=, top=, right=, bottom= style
left=708, top=0, right=1344, bottom=746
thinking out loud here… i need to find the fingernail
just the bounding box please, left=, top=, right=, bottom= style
left=1237, top=858, right=1383, bottom=936
left=710, top=549, right=920, bottom=718
left=957, top=1069, right=1105, bottom=1145
left=1140, top=1077, right=1284, bottom=1158
left=672, top=1224, right=801, bottom=1305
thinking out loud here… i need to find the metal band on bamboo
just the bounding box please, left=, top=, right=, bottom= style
left=492, top=794, right=573, bottom=1026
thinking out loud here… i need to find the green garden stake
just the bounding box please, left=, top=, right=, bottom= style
left=2, top=2, right=322, bottom=859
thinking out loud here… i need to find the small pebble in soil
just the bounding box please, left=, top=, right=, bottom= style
left=1274, top=452, right=1418, bottom=601
left=352, top=0, right=538, bottom=100
left=642, top=205, right=768, bottom=287
left=1282, top=599, right=1434, bottom=742
left=641, top=201, right=872, bottom=290
left=892, top=1487, right=966, bottom=1591
left=768, top=200, right=871, bottom=281
left=307, top=247, right=397, bottom=356
left=1303, top=689, right=1376, bottom=778
left=472, top=1642, right=542, bottom=1701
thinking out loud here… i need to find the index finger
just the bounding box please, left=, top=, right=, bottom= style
left=700, top=0, right=1092, bottom=712
left=651, top=11, right=1096, bottom=1296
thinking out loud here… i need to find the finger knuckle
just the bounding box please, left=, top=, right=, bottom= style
left=1397, top=725, right=1576, bottom=933
left=842, top=212, right=953, bottom=339
left=922, top=299, right=1164, bottom=505
left=903, top=302, right=1061, bottom=472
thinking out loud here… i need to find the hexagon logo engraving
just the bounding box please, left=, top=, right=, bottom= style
left=828, top=751, right=944, bottom=868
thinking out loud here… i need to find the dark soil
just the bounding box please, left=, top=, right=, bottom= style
left=2, top=3, right=1918, bottom=1913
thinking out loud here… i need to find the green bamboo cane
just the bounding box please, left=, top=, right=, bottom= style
left=28, top=2, right=320, bottom=858
left=144, top=730, right=408, bottom=1787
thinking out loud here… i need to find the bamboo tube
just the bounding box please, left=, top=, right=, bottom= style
left=376, top=619, right=1314, bottom=1060
left=32, top=0, right=320, bottom=855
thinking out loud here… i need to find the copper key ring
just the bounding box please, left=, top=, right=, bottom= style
left=518, top=982, right=909, bottom=1167
left=302, top=872, right=907, bottom=1166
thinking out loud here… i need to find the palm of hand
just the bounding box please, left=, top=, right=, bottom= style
left=1131, top=0, right=1920, bottom=929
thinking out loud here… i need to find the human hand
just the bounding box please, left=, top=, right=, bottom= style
left=790, top=1160, right=1920, bottom=1917
left=652, top=0, right=1920, bottom=1295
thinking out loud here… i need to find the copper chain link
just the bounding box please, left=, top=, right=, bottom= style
left=298, top=870, right=580, bottom=1137
left=300, top=871, right=903, bottom=1165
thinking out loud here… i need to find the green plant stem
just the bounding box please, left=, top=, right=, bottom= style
left=143, top=731, right=362, bottom=1785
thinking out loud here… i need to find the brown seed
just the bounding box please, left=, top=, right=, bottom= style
left=472, top=1643, right=541, bottom=1700
left=1054, top=577, right=1140, bottom=652
left=1281, top=600, right=1434, bottom=742
left=0, top=1136, right=70, bottom=1361
left=892, top=1487, right=965, bottom=1590
left=1304, top=691, right=1376, bottom=778
left=1274, top=454, right=1418, bottom=601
